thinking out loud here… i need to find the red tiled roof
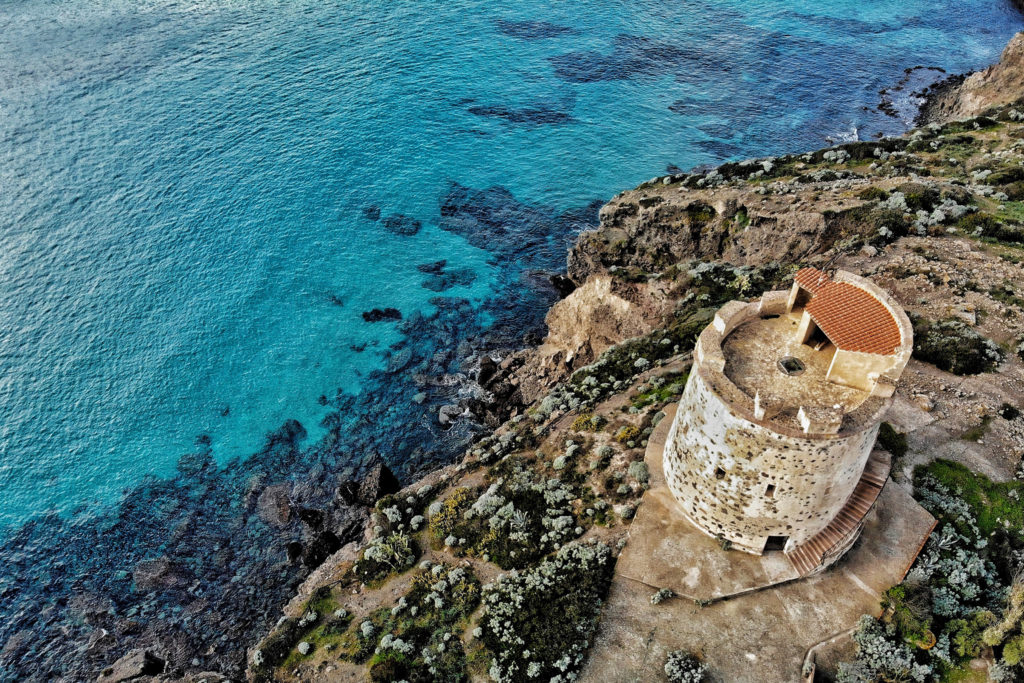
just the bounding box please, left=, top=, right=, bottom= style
left=794, top=267, right=830, bottom=293
left=805, top=281, right=902, bottom=355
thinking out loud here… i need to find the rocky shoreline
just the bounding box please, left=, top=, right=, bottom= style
left=14, top=27, right=1024, bottom=683
left=228, top=31, right=1024, bottom=683
left=0, top=182, right=601, bottom=682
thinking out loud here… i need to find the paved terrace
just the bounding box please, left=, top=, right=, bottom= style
left=581, top=405, right=936, bottom=682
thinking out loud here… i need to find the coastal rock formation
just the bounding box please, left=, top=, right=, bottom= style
left=920, top=31, right=1024, bottom=122
left=246, top=53, right=1024, bottom=679
left=96, top=649, right=165, bottom=682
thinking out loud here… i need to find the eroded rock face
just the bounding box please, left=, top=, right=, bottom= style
left=570, top=189, right=853, bottom=283
left=356, top=463, right=401, bottom=506
left=920, top=32, right=1024, bottom=123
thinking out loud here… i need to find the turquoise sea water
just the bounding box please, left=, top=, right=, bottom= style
left=0, top=0, right=1022, bottom=677
left=0, top=0, right=1019, bottom=530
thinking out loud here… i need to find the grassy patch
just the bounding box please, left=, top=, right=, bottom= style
left=878, top=422, right=908, bottom=458
left=960, top=416, right=992, bottom=442
left=915, top=459, right=1024, bottom=538
left=996, top=201, right=1024, bottom=224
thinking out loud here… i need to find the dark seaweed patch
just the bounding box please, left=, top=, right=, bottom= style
left=381, top=214, right=421, bottom=236
left=548, top=34, right=692, bottom=83
left=494, top=20, right=578, bottom=40
left=467, top=105, right=576, bottom=125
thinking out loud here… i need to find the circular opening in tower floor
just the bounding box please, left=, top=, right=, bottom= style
left=778, top=356, right=806, bottom=376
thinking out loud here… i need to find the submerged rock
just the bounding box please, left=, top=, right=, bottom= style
left=97, top=649, right=165, bottom=682
left=132, top=557, right=186, bottom=593
left=416, top=259, right=447, bottom=274
left=381, top=214, right=422, bottom=236
left=362, top=307, right=402, bottom=322
left=421, top=267, right=477, bottom=292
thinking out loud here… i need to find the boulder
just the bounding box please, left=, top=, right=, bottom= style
left=477, top=356, right=498, bottom=386
left=256, top=484, right=292, bottom=528
left=549, top=273, right=577, bottom=298
left=357, top=463, right=400, bottom=506
left=438, top=404, right=465, bottom=427
left=96, top=649, right=164, bottom=683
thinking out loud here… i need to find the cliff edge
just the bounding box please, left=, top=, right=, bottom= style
left=920, top=31, right=1024, bottom=123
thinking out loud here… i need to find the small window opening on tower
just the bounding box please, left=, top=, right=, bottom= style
left=778, top=356, right=806, bottom=376
left=765, top=484, right=776, bottom=498
left=714, top=467, right=726, bottom=480
left=763, top=535, right=788, bottom=552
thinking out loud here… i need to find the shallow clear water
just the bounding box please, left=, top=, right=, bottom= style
left=0, top=0, right=1021, bottom=674
left=1, top=0, right=1018, bottom=530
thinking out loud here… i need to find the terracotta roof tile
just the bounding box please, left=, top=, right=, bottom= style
left=794, top=267, right=830, bottom=293
left=805, top=281, right=901, bottom=355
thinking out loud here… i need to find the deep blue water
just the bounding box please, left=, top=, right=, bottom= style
left=0, top=0, right=1021, bottom=677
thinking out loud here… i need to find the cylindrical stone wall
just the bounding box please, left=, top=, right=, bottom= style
left=663, top=368, right=880, bottom=554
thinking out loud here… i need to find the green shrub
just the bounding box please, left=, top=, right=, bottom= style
left=628, top=461, right=650, bottom=484
left=877, top=422, right=908, bottom=459
left=428, top=487, right=475, bottom=541
left=685, top=202, right=717, bottom=226
left=948, top=611, right=996, bottom=658
left=614, top=425, right=641, bottom=444
left=571, top=413, right=606, bottom=432
left=987, top=166, right=1024, bottom=186
left=896, top=182, right=939, bottom=212
left=480, top=541, right=614, bottom=683
left=632, top=371, right=689, bottom=409
left=858, top=186, right=890, bottom=201
left=1003, top=634, right=1024, bottom=666
left=354, top=532, right=418, bottom=584
left=664, top=650, right=708, bottom=682
left=881, top=583, right=932, bottom=644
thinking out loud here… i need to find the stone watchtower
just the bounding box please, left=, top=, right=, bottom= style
left=663, top=269, right=913, bottom=575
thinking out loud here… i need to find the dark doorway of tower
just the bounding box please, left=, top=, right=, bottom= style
left=763, top=535, right=789, bottom=552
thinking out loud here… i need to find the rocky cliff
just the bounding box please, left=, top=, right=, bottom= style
left=920, top=31, right=1024, bottom=123
left=112, top=33, right=1024, bottom=683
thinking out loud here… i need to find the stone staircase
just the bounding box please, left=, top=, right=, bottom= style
left=786, top=450, right=891, bottom=576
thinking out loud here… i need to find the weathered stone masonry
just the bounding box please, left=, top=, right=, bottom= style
left=663, top=269, right=913, bottom=570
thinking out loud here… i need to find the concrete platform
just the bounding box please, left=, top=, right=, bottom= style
left=581, top=404, right=937, bottom=682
